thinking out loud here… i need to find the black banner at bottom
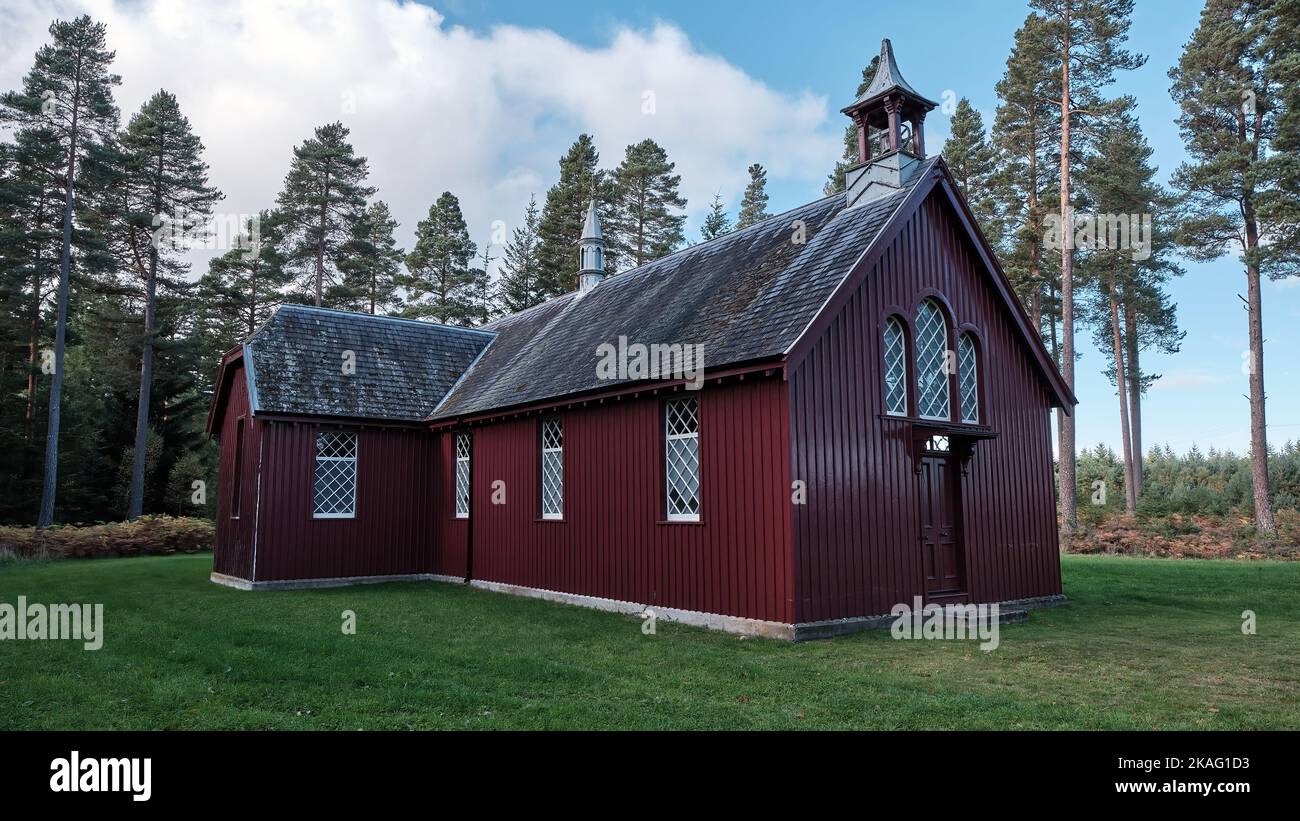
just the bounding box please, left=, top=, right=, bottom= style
left=0, top=730, right=1284, bottom=807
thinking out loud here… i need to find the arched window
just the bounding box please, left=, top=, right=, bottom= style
left=883, top=317, right=908, bottom=415
left=958, top=333, right=979, bottom=423
left=914, top=299, right=950, bottom=420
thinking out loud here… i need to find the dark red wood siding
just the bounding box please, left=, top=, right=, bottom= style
left=788, top=191, right=1061, bottom=623
left=214, top=362, right=258, bottom=579
left=441, top=377, right=794, bottom=623
left=250, top=421, right=439, bottom=582
left=435, top=431, right=469, bottom=579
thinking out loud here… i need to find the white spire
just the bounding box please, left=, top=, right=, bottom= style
left=577, top=199, right=604, bottom=293
left=581, top=199, right=602, bottom=242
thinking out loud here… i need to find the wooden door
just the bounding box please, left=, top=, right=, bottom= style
left=918, top=453, right=963, bottom=595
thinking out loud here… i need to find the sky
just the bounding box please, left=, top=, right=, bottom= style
left=1, top=0, right=1295, bottom=456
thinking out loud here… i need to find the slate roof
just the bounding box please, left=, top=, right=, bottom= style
left=244, top=305, right=493, bottom=422
left=430, top=160, right=935, bottom=420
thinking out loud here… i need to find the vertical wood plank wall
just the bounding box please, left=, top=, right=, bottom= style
left=214, top=363, right=256, bottom=580
left=442, top=377, right=794, bottom=624
left=251, top=422, right=439, bottom=581
left=788, top=192, right=1062, bottom=623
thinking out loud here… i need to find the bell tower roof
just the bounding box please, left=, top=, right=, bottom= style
left=841, top=38, right=938, bottom=117
left=838, top=38, right=935, bottom=208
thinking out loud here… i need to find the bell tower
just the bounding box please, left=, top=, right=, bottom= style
left=840, top=39, right=937, bottom=208
left=576, top=199, right=605, bottom=293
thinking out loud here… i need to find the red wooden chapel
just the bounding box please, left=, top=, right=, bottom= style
left=207, top=40, right=1074, bottom=639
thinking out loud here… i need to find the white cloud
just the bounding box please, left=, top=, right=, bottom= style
left=0, top=0, right=841, bottom=276
left=1149, top=367, right=1228, bottom=392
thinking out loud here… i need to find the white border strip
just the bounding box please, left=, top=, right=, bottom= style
left=467, top=579, right=795, bottom=640
left=209, top=571, right=1065, bottom=642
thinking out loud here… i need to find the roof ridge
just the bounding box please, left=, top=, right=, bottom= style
left=577, top=191, right=846, bottom=301
left=275, top=303, right=497, bottom=336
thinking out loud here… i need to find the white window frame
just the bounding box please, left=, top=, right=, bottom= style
left=883, top=317, right=908, bottom=416
left=914, top=298, right=952, bottom=422
left=540, top=417, right=563, bottom=520
left=958, top=332, right=980, bottom=424
left=454, top=432, right=471, bottom=519
left=313, top=430, right=357, bottom=519
left=664, top=397, right=701, bottom=522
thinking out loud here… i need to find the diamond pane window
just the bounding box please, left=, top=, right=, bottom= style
left=923, top=435, right=951, bottom=453
left=313, top=431, right=357, bottom=518
left=454, top=432, right=471, bottom=518
left=540, top=418, right=563, bottom=519
left=958, top=333, right=979, bottom=424
left=664, top=397, right=700, bottom=521
left=883, top=317, right=908, bottom=415
left=914, top=299, right=951, bottom=420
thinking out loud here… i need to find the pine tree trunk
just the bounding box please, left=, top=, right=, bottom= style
left=25, top=255, right=42, bottom=442
left=1057, top=0, right=1078, bottom=538
left=128, top=246, right=158, bottom=520
left=129, top=148, right=165, bottom=520
left=1109, top=275, right=1136, bottom=516
left=38, top=62, right=82, bottom=529
left=316, top=170, right=330, bottom=307
left=1029, top=128, right=1042, bottom=332
left=1124, top=300, right=1143, bottom=497
left=1244, top=229, right=1276, bottom=534
left=1241, top=98, right=1276, bottom=534
left=248, top=257, right=259, bottom=336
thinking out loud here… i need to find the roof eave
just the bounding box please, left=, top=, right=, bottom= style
left=205, top=344, right=246, bottom=438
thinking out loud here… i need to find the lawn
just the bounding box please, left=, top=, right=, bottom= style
left=1, top=554, right=1297, bottom=730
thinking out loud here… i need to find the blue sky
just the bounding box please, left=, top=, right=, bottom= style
left=2, top=0, right=1291, bottom=457
left=432, top=0, right=1300, bottom=456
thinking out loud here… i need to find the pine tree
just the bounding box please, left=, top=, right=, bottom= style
left=607, top=139, right=687, bottom=268
left=402, top=191, right=478, bottom=325
left=273, top=121, right=374, bottom=308
left=700, top=192, right=732, bottom=241
left=0, top=15, right=121, bottom=527
left=0, top=126, right=66, bottom=443
left=536, top=135, right=610, bottom=297
left=736, top=163, right=770, bottom=229
left=942, top=98, right=1001, bottom=245
left=334, top=201, right=404, bottom=314
left=1077, top=108, right=1183, bottom=513
left=1169, top=0, right=1297, bottom=533
left=498, top=194, right=544, bottom=313
left=200, top=211, right=290, bottom=342
left=824, top=58, right=879, bottom=195
left=992, top=13, right=1061, bottom=343
left=1257, top=0, right=1300, bottom=276
left=103, top=90, right=220, bottom=519
left=1030, top=0, right=1146, bottom=538
left=465, top=263, right=497, bottom=327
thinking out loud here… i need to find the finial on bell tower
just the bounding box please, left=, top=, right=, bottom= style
left=839, top=39, right=938, bottom=208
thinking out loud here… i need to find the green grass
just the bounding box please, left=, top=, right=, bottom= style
left=1, top=554, right=1298, bottom=729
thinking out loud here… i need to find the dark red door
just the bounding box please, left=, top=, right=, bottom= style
left=919, top=454, right=963, bottom=595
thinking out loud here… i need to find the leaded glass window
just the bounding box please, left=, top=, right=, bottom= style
left=540, top=418, right=563, bottom=519
left=883, top=317, right=908, bottom=415
left=915, top=299, right=951, bottom=420
left=454, top=432, right=471, bottom=518
left=664, top=397, right=700, bottom=521
left=313, top=431, right=357, bottom=518
left=958, top=333, right=979, bottom=424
